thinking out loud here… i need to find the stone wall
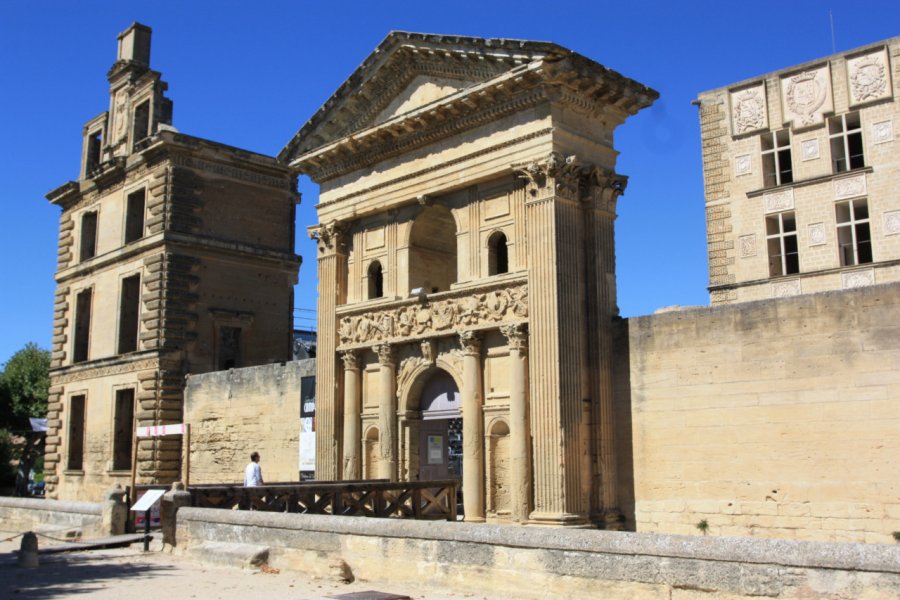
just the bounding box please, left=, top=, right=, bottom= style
left=0, top=497, right=103, bottom=538
left=618, top=282, right=900, bottom=543
left=175, top=507, right=900, bottom=599
left=184, top=359, right=315, bottom=484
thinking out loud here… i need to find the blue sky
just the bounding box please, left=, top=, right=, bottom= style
left=0, top=1, right=896, bottom=364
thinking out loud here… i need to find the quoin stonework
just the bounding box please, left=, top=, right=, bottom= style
left=698, top=37, right=900, bottom=304
left=44, top=24, right=300, bottom=500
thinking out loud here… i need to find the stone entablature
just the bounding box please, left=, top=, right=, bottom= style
left=335, top=278, right=528, bottom=351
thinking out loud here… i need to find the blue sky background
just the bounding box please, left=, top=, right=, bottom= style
left=0, top=0, right=896, bottom=364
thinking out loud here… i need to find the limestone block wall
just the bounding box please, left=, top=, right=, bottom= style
left=0, top=497, right=103, bottom=538
left=184, top=359, right=315, bottom=484
left=618, top=282, right=900, bottom=543
left=175, top=508, right=900, bottom=599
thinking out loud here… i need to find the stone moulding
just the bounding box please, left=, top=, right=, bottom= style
left=336, top=278, right=528, bottom=350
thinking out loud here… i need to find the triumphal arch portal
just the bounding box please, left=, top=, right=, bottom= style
left=280, top=33, right=657, bottom=526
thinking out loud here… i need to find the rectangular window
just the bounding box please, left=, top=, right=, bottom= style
left=124, top=189, right=146, bottom=244
left=829, top=112, right=864, bottom=173
left=117, top=275, right=141, bottom=354
left=761, top=129, right=793, bottom=187
left=112, top=389, right=135, bottom=471
left=79, top=211, right=98, bottom=261
left=766, top=211, right=799, bottom=277
left=836, top=198, right=872, bottom=266
left=86, top=131, right=102, bottom=173
left=217, top=326, right=242, bottom=370
left=67, top=395, right=86, bottom=471
left=132, top=101, right=150, bottom=149
left=73, top=288, right=92, bottom=363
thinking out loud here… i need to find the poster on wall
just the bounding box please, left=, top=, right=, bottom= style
left=427, top=435, right=443, bottom=465
left=300, top=431, right=316, bottom=472
left=300, top=376, right=316, bottom=433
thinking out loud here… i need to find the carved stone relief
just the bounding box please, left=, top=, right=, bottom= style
left=800, top=138, right=820, bottom=161
left=337, top=283, right=528, bottom=349
left=764, top=188, right=794, bottom=214
left=780, top=65, right=833, bottom=128
left=833, top=174, right=867, bottom=200
left=846, top=48, right=892, bottom=106
left=734, top=154, right=752, bottom=176
left=772, top=279, right=801, bottom=298
left=872, top=120, right=893, bottom=145
left=739, top=234, right=757, bottom=258
left=842, top=269, right=875, bottom=289
left=807, top=223, right=827, bottom=246
left=730, top=83, right=768, bottom=135
left=884, top=210, right=900, bottom=236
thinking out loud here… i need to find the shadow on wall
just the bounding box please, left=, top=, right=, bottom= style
left=612, top=317, right=636, bottom=529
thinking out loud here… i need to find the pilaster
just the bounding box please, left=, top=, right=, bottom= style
left=500, top=322, right=531, bottom=523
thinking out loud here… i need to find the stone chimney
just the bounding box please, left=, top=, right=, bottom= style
left=116, top=22, right=152, bottom=66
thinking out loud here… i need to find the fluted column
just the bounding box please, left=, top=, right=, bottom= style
left=341, top=350, right=361, bottom=480
left=310, top=221, right=347, bottom=480
left=501, top=322, right=531, bottom=523
left=459, top=330, right=485, bottom=522
left=374, top=343, right=397, bottom=481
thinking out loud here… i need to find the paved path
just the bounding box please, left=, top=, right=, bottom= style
left=0, top=538, right=497, bottom=600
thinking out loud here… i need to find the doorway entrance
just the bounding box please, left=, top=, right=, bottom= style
left=417, top=370, right=461, bottom=483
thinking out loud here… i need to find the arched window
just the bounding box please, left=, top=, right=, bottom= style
left=488, top=231, right=508, bottom=276
left=368, top=261, right=384, bottom=299
left=409, top=204, right=457, bottom=293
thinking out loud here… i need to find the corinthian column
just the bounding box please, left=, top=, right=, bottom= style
left=459, top=330, right=485, bottom=522
left=373, top=343, right=397, bottom=481
left=341, top=350, right=361, bottom=480
left=501, top=322, right=531, bottom=523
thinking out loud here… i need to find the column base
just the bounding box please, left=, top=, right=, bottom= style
left=527, top=511, right=591, bottom=527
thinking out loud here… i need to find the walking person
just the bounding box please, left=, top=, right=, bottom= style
left=244, top=451, right=264, bottom=487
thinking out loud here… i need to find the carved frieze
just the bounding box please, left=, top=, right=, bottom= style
left=842, top=269, right=874, bottom=289
left=800, top=138, right=820, bottom=161
left=833, top=174, right=867, bottom=200
left=872, top=120, right=893, bottom=145
left=763, top=188, right=794, bottom=214
left=807, top=223, right=827, bottom=246
left=730, top=83, right=768, bottom=135
left=337, top=281, right=528, bottom=350
left=772, top=279, right=801, bottom=298
left=846, top=48, right=892, bottom=106
left=734, top=154, right=752, bottom=176
left=780, top=65, right=833, bottom=128
left=739, top=234, right=757, bottom=258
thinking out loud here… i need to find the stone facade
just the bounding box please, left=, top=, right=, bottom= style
left=281, top=32, right=657, bottom=525
left=698, top=37, right=900, bottom=305
left=615, top=283, right=900, bottom=544
left=183, top=359, right=316, bottom=484
left=44, top=24, right=301, bottom=500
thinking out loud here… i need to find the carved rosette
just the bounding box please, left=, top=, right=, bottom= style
left=500, top=322, right=528, bottom=355
left=458, top=330, right=482, bottom=357
left=373, top=343, right=395, bottom=366
left=309, top=220, right=347, bottom=254
left=337, top=282, right=528, bottom=349
left=340, top=350, right=360, bottom=371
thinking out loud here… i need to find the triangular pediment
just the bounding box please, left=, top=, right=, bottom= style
left=278, top=32, right=565, bottom=163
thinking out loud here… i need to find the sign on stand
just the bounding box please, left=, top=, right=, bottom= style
left=130, top=488, right=166, bottom=552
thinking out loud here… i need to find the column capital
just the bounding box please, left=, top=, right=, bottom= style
left=500, top=322, right=529, bottom=354
left=373, top=342, right=395, bottom=366
left=309, top=220, right=348, bottom=255
left=513, top=151, right=584, bottom=202
left=585, top=167, right=628, bottom=215
left=340, top=349, right=360, bottom=371
left=458, top=330, right=482, bottom=356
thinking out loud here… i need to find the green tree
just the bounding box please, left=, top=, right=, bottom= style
left=0, top=343, right=50, bottom=496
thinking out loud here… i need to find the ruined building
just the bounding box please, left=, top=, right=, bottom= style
left=698, top=37, right=900, bottom=304
left=44, top=23, right=300, bottom=500
left=280, top=32, right=657, bottom=526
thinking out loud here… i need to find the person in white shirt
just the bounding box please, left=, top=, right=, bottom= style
left=244, top=451, right=263, bottom=487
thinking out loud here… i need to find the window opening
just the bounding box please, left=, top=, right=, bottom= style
left=73, top=288, right=92, bottom=364
left=488, top=231, right=509, bottom=275
left=79, top=211, right=98, bottom=261
left=368, top=261, right=384, bottom=299
left=836, top=198, right=872, bottom=266
left=218, top=326, right=242, bottom=370
left=829, top=112, right=864, bottom=173
left=766, top=211, right=799, bottom=277
left=67, top=395, right=86, bottom=471
left=761, top=129, right=793, bottom=187
left=132, top=101, right=150, bottom=149
left=124, top=189, right=146, bottom=244
left=86, top=131, right=102, bottom=173
left=112, top=389, right=134, bottom=471
left=117, top=275, right=141, bottom=354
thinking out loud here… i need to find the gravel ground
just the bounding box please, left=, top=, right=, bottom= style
left=0, top=536, right=498, bottom=600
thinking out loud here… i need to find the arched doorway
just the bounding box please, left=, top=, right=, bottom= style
left=417, top=369, right=461, bottom=482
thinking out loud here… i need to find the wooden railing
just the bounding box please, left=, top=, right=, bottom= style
left=187, top=479, right=458, bottom=521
